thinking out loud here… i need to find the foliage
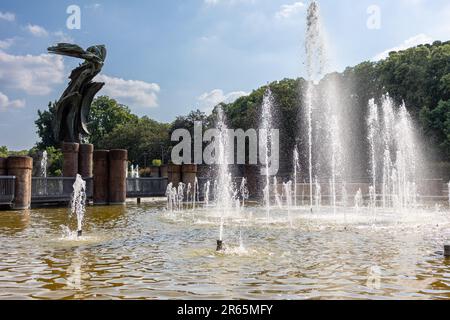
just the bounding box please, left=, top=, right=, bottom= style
left=152, top=159, right=162, bottom=167
left=35, top=96, right=138, bottom=150
left=219, top=40, right=450, bottom=168
left=99, top=116, right=170, bottom=166
left=0, top=146, right=8, bottom=158
left=88, top=96, right=138, bottom=147
left=35, top=102, right=59, bottom=149
left=28, top=146, right=63, bottom=176
left=28, top=40, right=450, bottom=174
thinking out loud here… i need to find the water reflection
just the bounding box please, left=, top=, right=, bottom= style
left=0, top=203, right=449, bottom=299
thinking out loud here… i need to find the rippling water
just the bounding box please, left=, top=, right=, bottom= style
left=0, top=202, right=449, bottom=300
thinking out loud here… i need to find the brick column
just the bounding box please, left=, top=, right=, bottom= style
left=167, top=164, right=181, bottom=186
left=182, top=164, right=198, bottom=187
left=160, top=165, right=168, bottom=179
left=0, top=157, right=6, bottom=175
left=108, top=149, right=128, bottom=205
left=62, top=142, right=79, bottom=177
left=7, top=156, right=33, bottom=210
left=93, top=150, right=109, bottom=205
left=79, top=144, right=94, bottom=178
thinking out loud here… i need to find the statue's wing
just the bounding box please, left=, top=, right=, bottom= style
left=48, top=43, right=87, bottom=59
left=48, top=43, right=101, bottom=63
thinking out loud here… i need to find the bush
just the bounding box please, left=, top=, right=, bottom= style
left=152, top=159, right=162, bottom=167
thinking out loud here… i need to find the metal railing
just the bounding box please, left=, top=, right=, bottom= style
left=0, top=176, right=15, bottom=205
left=31, top=177, right=93, bottom=203
left=126, top=178, right=168, bottom=198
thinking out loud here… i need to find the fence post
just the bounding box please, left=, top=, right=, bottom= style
left=7, top=156, right=33, bottom=210
left=79, top=144, right=94, bottom=178
left=93, top=150, right=109, bottom=205
left=0, top=157, right=6, bottom=176
left=108, top=149, right=128, bottom=205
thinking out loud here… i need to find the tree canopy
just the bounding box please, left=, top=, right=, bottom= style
left=30, top=40, right=450, bottom=177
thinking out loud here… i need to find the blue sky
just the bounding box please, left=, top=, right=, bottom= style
left=0, top=0, right=449, bottom=149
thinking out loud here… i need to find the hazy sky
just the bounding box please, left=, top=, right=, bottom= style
left=0, top=0, right=449, bottom=149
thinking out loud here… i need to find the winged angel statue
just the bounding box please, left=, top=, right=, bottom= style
left=48, top=43, right=107, bottom=143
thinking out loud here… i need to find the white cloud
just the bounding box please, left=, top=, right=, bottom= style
left=0, top=50, right=65, bottom=95
left=0, top=92, right=25, bottom=111
left=198, top=89, right=248, bottom=112
left=26, top=24, right=49, bottom=37
left=0, top=38, right=15, bottom=50
left=95, top=75, right=161, bottom=108
left=275, top=2, right=305, bottom=19
left=0, top=11, right=15, bottom=22
left=53, top=31, right=74, bottom=43
left=373, top=34, right=434, bottom=61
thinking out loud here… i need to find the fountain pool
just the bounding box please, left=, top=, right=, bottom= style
left=0, top=202, right=449, bottom=300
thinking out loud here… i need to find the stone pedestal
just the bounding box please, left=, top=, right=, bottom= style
left=62, top=142, right=79, bottom=177
left=168, top=164, right=181, bottom=186
left=108, top=149, right=128, bottom=205
left=93, top=150, right=109, bottom=205
left=79, top=144, right=94, bottom=178
left=7, top=156, right=33, bottom=210
left=182, top=164, right=198, bottom=187
left=0, top=157, right=6, bottom=176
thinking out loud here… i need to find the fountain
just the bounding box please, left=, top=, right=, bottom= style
left=239, top=178, right=249, bottom=208
left=69, top=174, right=87, bottom=238
left=3, top=1, right=450, bottom=301
left=366, top=96, right=424, bottom=210
left=293, top=146, right=300, bottom=207
left=40, top=150, right=48, bottom=178
left=260, top=88, right=276, bottom=218
left=304, top=1, right=347, bottom=212
left=341, top=182, right=348, bottom=207
left=314, top=178, right=321, bottom=209
left=367, top=99, right=378, bottom=195
left=204, top=181, right=211, bottom=206
left=193, top=177, right=199, bottom=210
left=354, top=189, right=363, bottom=209
left=215, top=107, right=233, bottom=251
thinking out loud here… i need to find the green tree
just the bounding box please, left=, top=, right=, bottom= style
left=88, top=96, right=138, bottom=147
left=420, top=100, right=450, bottom=159
left=35, top=96, right=138, bottom=149
left=100, top=116, right=171, bottom=166
left=0, top=146, right=8, bottom=158
left=35, top=102, right=58, bottom=149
